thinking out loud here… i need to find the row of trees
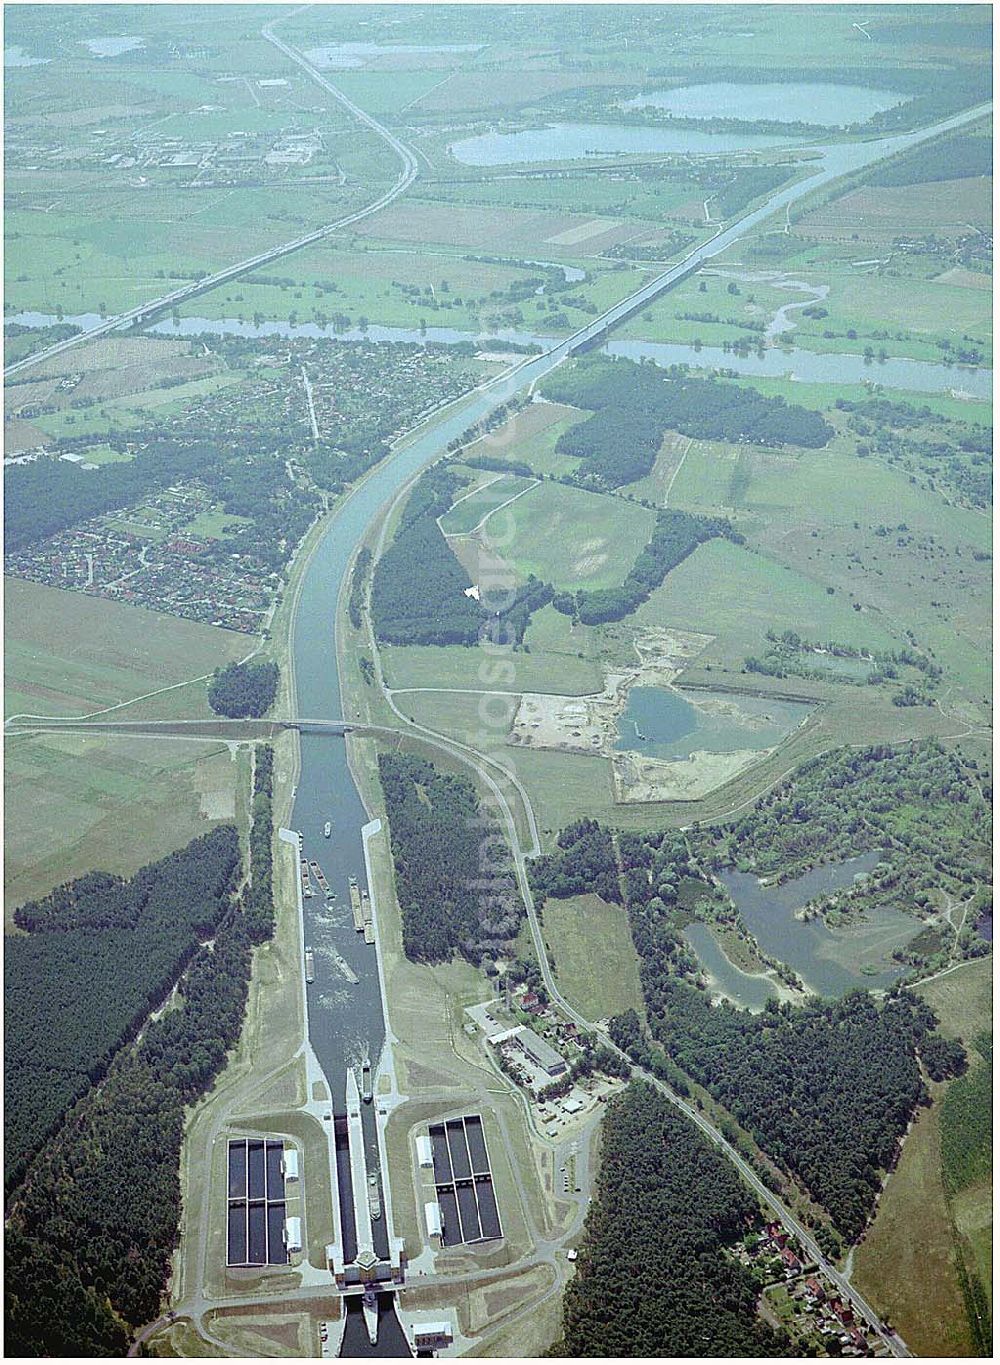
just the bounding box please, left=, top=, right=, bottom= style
left=553, top=1082, right=789, bottom=1357
left=5, top=827, right=241, bottom=1190
left=556, top=507, right=734, bottom=624
left=378, top=752, right=522, bottom=962
left=208, top=660, right=279, bottom=718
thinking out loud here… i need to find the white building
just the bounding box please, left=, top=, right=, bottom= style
left=413, top=1322, right=453, bottom=1350
left=415, top=1134, right=434, bottom=1168
left=424, top=1200, right=443, bottom=1240
left=284, top=1216, right=302, bottom=1253
left=282, top=1147, right=299, bottom=1181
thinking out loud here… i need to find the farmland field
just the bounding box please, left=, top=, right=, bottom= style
left=542, top=893, right=645, bottom=1022
left=480, top=481, right=657, bottom=591
left=4, top=578, right=250, bottom=718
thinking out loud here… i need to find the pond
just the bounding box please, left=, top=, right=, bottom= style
left=614, top=686, right=813, bottom=761
left=682, top=922, right=779, bottom=1010
left=718, top=855, right=923, bottom=997
left=82, top=37, right=145, bottom=57
left=448, top=122, right=803, bottom=166
left=4, top=45, right=50, bottom=66
left=620, top=82, right=909, bottom=127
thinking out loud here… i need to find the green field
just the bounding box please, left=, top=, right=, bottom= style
left=543, top=893, right=645, bottom=1022
left=440, top=473, right=538, bottom=535
left=492, top=481, right=656, bottom=592
left=4, top=577, right=249, bottom=718
left=635, top=538, right=899, bottom=664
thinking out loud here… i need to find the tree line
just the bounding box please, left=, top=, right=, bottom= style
left=555, top=507, right=735, bottom=625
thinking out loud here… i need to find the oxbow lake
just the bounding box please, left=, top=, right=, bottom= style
left=620, top=82, right=909, bottom=127
left=10, top=312, right=988, bottom=400
left=448, top=122, right=803, bottom=165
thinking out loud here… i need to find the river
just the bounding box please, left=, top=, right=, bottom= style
left=7, top=309, right=990, bottom=399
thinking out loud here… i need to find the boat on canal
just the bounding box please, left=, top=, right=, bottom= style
left=305, top=947, right=315, bottom=984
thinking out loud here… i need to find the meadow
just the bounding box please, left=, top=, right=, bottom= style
left=486, top=481, right=657, bottom=592
left=542, top=893, right=645, bottom=1022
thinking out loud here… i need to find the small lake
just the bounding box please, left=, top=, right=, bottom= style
left=8, top=312, right=991, bottom=402
left=448, top=122, right=803, bottom=166
left=4, top=45, right=50, bottom=67
left=683, top=922, right=779, bottom=1010
left=83, top=37, right=145, bottom=57
left=615, top=686, right=813, bottom=760
left=718, top=855, right=922, bottom=997
left=621, top=82, right=909, bottom=127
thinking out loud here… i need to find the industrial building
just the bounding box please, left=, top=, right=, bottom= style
left=284, top=1216, right=303, bottom=1254
left=282, top=1147, right=300, bottom=1181
left=427, top=1115, right=503, bottom=1247
left=416, top=1134, right=434, bottom=1168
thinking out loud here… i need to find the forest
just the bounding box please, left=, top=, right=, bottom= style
left=641, top=980, right=937, bottom=1242
left=543, top=355, right=832, bottom=490
left=5, top=827, right=240, bottom=1191
left=529, top=818, right=622, bottom=905
left=208, top=659, right=279, bottom=718
left=866, top=129, right=991, bottom=187
left=553, top=1082, right=789, bottom=1357
left=5, top=750, right=277, bottom=1356
left=371, top=464, right=554, bottom=645
left=558, top=507, right=733, bottom=624
left=378, top=752, right=522, bottom=962
left=371, top=467, right=485, bottom=645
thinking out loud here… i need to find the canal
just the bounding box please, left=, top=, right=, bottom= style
left=260, top=96, right=992, bottom=1350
